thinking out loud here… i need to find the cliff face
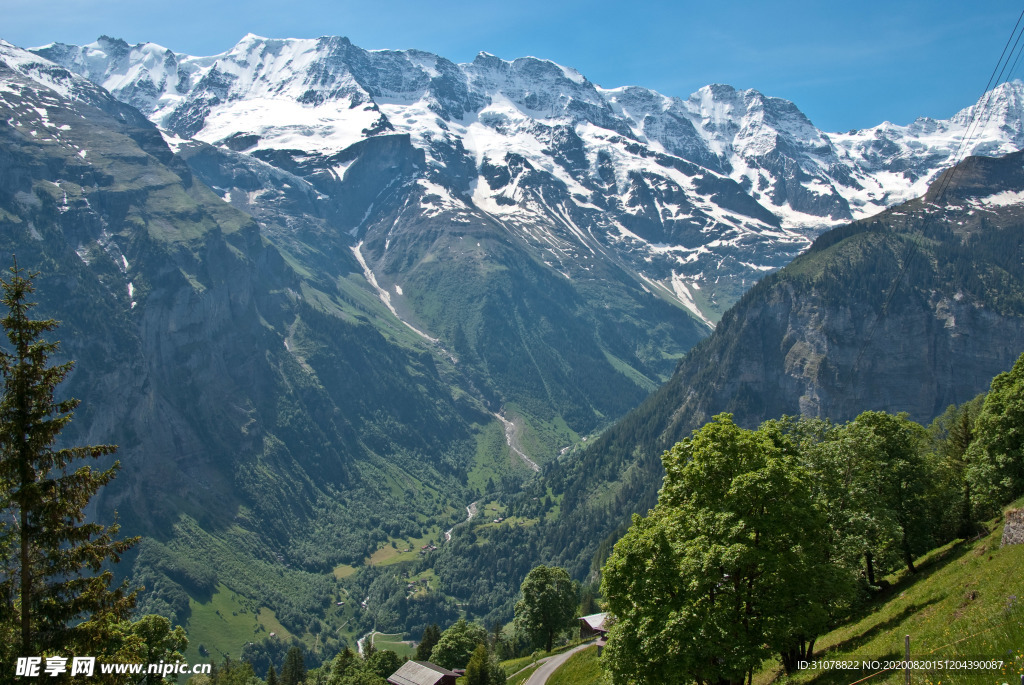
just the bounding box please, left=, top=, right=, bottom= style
left=657, top=149, right=1024, bottom=433
left=672, top=274, right=1024, bottom=431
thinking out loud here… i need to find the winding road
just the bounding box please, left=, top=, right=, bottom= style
left=520, top=643, right=593, bottom=685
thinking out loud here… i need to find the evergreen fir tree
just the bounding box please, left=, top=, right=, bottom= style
left=0, top=260, right=137, bottom=659
left=415, top=623, right=440, bottom=661
left=464, top=644, right=490, bottom=685
left=329, top=647, right=358, bottom=681
left=280, top=646, right=306, bottom=685
left=267, top=664, right=280, bottom=685
left=464, top=643, right=505, bottom=685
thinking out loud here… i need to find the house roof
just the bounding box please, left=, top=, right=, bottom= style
left=387, top=660, right=459, bottom=685
left=579, top=612, right=609, bottom=632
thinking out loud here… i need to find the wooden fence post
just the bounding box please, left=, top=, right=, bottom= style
left=904, top=634, right=910, bottom=685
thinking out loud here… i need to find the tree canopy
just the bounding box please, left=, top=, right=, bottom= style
left=602, top=414, right=853, bottom=684
left=431, top=618, right=487, bottom=670
left=129, top=614, right=188, bottom=684
left=513, top=565, right=578, bottom=653
left=967, top=352, right=1024, bottom=516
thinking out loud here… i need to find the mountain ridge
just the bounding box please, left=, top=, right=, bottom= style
left=529, top=147, right=1024, bottom=593
left=29, top=33, right=1024, bottom=324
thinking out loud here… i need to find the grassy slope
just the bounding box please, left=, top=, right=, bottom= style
left=759, top=499, right=1024, bottom=685
left=547, top=645, right=609, bottom=685
left=183, top=584, right=290, bottom=663
left=371, top=632, right=416, bottom=658
left=541, top=501, right=1024, bottom=685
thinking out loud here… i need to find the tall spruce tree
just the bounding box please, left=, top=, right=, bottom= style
left=280, top=646, right=306, bottom=685
left=0, top=261, right=137, bottom=658
left=414, top=623, right=440, bottom=661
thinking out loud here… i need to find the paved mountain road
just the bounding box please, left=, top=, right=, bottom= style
left=521, top=643, right=593, bottom=685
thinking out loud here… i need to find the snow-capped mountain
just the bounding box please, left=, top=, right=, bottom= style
left=6, top=33, right=1024, bottom=651
left=26, top=34, right=1024, bottom=323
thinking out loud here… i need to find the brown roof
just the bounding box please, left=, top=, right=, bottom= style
left=387, top=660, right=460, bottom=685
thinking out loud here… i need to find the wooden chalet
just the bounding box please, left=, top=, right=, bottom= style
left=579, top=612, right=610, bottom=654
left=578, top=612, right=609, bottom=639
left=387, top=660, right=460, bottom=685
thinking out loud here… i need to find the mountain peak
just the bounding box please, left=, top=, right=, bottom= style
left=23, top=32, right=1024, bottom=322
left=96, top=35, right=131, bottom=50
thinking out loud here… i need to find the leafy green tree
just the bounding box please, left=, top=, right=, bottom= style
left=797, top=412, right=934, bottom=584
left=365, top=649, right=402, bottom=679
left=600, top=514, right=687, bottom=684
left=851, top=411, right=932, bottom=574
left=415, top=623, right=441, bottom=661
left=266, top=664, right=280, bottom=685
left=0, top=261, right=138, bottom=659
left=513, top=565, right=577, bottom=653
left=431, top=618, right=487, bottom=670
left=128, top=614, right=188, bottom=683
left=602, top=415, right=852, bottom=684
left=967, top=352, right=1024, bottom=516
left=794, top=416, right=901, bottom=585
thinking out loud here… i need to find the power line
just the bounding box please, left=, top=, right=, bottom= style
left=933, top=7, right=1024, bottom=200
left=840, top=9, right=1024, bottom=394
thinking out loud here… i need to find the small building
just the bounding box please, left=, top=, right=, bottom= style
left=578, top=612, right=609, bottom=639
left=579, top=612, right=610, bottom=654
left=387, top=660, right=460, bottom=685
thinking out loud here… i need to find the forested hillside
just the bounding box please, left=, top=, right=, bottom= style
left=0, top=43, right=499, bottom=658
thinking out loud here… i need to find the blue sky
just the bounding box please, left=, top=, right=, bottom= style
left=3, top=0, right=1022, bottom=132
